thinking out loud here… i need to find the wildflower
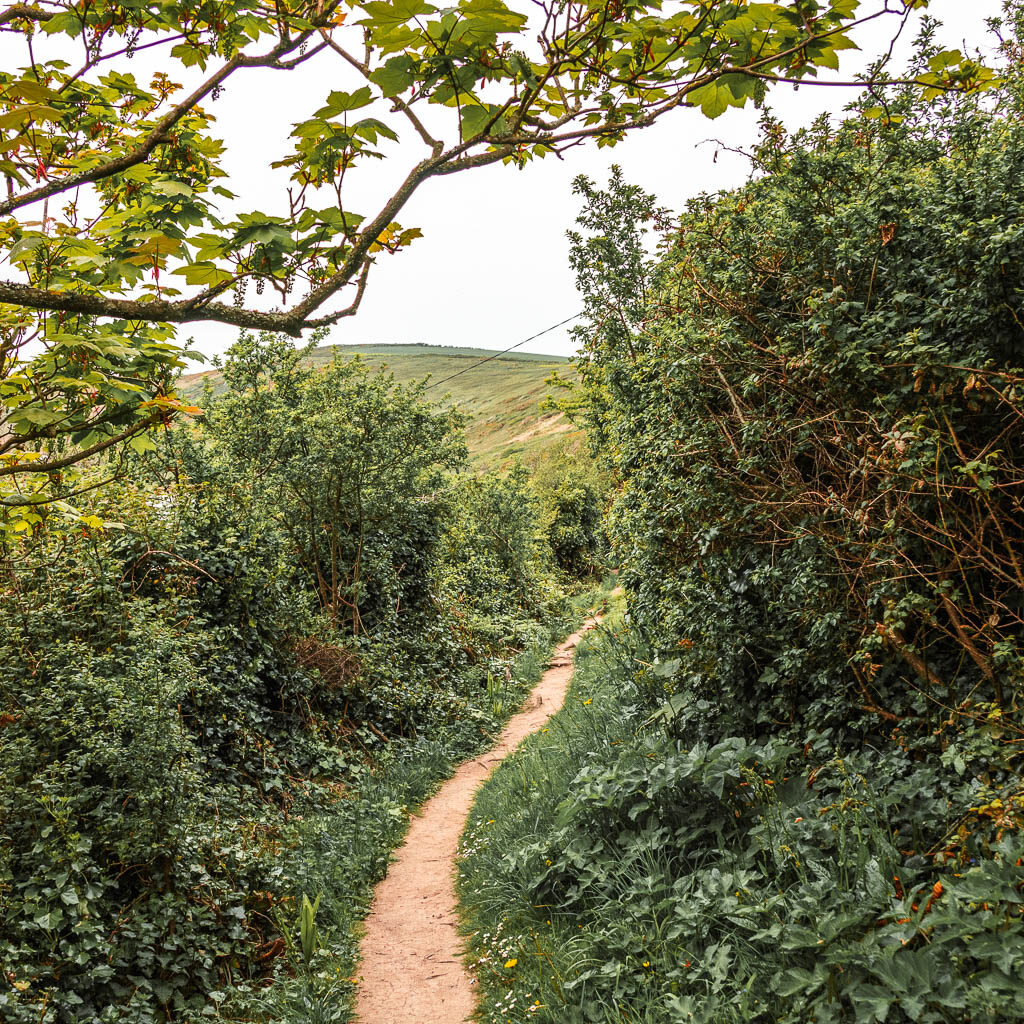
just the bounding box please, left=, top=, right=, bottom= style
left=642, top=961, right=650, bottom=968
left=504, top=958, right=518, bottom=969
left=583, top=698, right=592, bottom=705
left=794, top=817, right=803, bottom=823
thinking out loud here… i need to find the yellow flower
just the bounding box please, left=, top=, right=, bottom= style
left=504, top=958, right=518, bottom=969
left=642, top=961, right=650, bottom=968
left=583, top=698, right=592, bottom=705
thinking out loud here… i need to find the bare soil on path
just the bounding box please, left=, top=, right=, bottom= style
left=354, top=617, right=600, bottom=1024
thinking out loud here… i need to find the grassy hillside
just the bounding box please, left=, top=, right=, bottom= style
left=182, top=343, right=584, bottom=468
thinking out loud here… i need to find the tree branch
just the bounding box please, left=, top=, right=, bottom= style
left=0, top=4, right=52, bottom=27
left=0, top=23, right=327, bottom=217
left=0, top=413, right=161, bottom=478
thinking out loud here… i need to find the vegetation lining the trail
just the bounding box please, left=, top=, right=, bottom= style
left=184, top=344, right=586, bottom=469
left=460, top=17, right=1024, bottom=1024
left=0, top=332, right=605, bottom=1024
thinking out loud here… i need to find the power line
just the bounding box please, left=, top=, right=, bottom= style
left=423, top=312, right=582, bottom=392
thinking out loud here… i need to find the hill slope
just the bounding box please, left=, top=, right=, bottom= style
left=182, top=343, right=584, bottom=468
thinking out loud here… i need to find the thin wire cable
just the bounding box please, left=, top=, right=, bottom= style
left=423, top=312, right=582, bottom=392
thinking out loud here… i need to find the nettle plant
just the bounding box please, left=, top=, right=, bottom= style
left=0, top=1, right=994, bottom=527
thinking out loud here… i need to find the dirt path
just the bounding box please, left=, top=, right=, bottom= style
left=354, top=617, right=600, bottom=1024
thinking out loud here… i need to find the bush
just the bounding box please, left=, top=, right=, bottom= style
left=458, top=19, right=1024, bottom=1024
left=459, top=618, right=1024, bottom=1024
left=570, top=21, right=1024, bottom=777
left=0, top=531, right=311, bottom=1022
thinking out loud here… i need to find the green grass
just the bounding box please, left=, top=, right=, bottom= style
left=455, top=604, right=1024, bottom=1024
left=455, top=591, right=639, bottom=1024
left=182, top=344, right=585, bottom=469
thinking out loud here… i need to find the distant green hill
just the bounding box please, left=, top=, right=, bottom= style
left=181, top=343, right=585, bottom=468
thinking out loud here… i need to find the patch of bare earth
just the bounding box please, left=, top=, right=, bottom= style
left=509, top=411, right=573, bottom=444
left=354, top=617, right=600, bottom=1024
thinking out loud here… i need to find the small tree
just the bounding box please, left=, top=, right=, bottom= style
left=204, top=332, right=465, bottom=633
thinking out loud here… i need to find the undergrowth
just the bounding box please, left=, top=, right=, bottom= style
left=460, top=24, right=1024, bottom=1024
left=0, top=331, right=609, bottom=1023
left=458, top=603, right=1024, bottom=1024
left=234, top=590, right=601, bottom=1023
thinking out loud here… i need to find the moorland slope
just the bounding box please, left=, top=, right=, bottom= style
left=183, top=344, right=583, bottom=468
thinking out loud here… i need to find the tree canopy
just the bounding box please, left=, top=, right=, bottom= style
left=0, top=0, right=996, bottom=521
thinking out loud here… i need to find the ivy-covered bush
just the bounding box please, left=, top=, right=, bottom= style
left=0, top=517, right=322, bottom=1022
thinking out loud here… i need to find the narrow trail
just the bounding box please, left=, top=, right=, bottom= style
left=354, top=616, right=600, bottom=1024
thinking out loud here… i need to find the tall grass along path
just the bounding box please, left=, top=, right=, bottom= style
left=355, top=616, right=601, bottom=1023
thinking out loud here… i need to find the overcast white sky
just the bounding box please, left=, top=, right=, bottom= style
left=3, top=3, right=1006, bottom=365
left=196, top=0, right=998, bottom=365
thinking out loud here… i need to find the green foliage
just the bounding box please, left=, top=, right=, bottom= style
left=525, top=441, right=610, bottom=579
left=571, top=17, right=1024, bottom=747
left=441, top=464, right=551, bottom=619
left=200, top=332, right=466, bottom=635
left=0, top=332, right=585, bottom=1021
left=460, top=622, right=1024, bottom=1024
left=543, top=476, right=605, bottom=578
left=460, top=17, right=1024, bottom=1024
left=2, top=2, right=927, bottom=513
left=0, top=509, right=321, bottom=1021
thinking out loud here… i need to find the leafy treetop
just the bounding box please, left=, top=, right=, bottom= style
left=0, top=0, right=996, bottom=518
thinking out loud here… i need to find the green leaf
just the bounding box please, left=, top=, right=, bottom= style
left=360, top=0, right=436, bottom=31
left=150, top=180, right=195, bottom=197
left=317, top=87, right=374, bottom=117
left=370, top=55, right=417, bottom=98
left=688, top=80, right=732, bottom=120
left=128, top=432, right=158, bottom=454
left=0, top=104, right=63, bottom=130
left=172, top=262, right=235, bottom=286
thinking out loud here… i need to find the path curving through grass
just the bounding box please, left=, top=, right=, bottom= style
left=354, top=616, right=600, bottom=1024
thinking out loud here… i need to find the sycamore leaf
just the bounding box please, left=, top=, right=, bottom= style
left=370, top=55, right=417, bottom=98
left=172, top=262, right=235, bottom=286
left=315, top=87, right=374, bottom=118
left=360, top=0, right=436, bottom=31
left=0, top=103, right=63, bottom=130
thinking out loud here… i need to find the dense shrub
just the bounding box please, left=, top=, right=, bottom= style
left=571, top=22, right=1024, bottom=774
left=440, top=464, right=557, bottom=622
left=0, top=337, right=575, bottom=1022
left=460, top=18, right=1024, bottom=1024
left=543, top=476, right=604, bottom=578
left=0, top=520, right=320, bottom=1022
